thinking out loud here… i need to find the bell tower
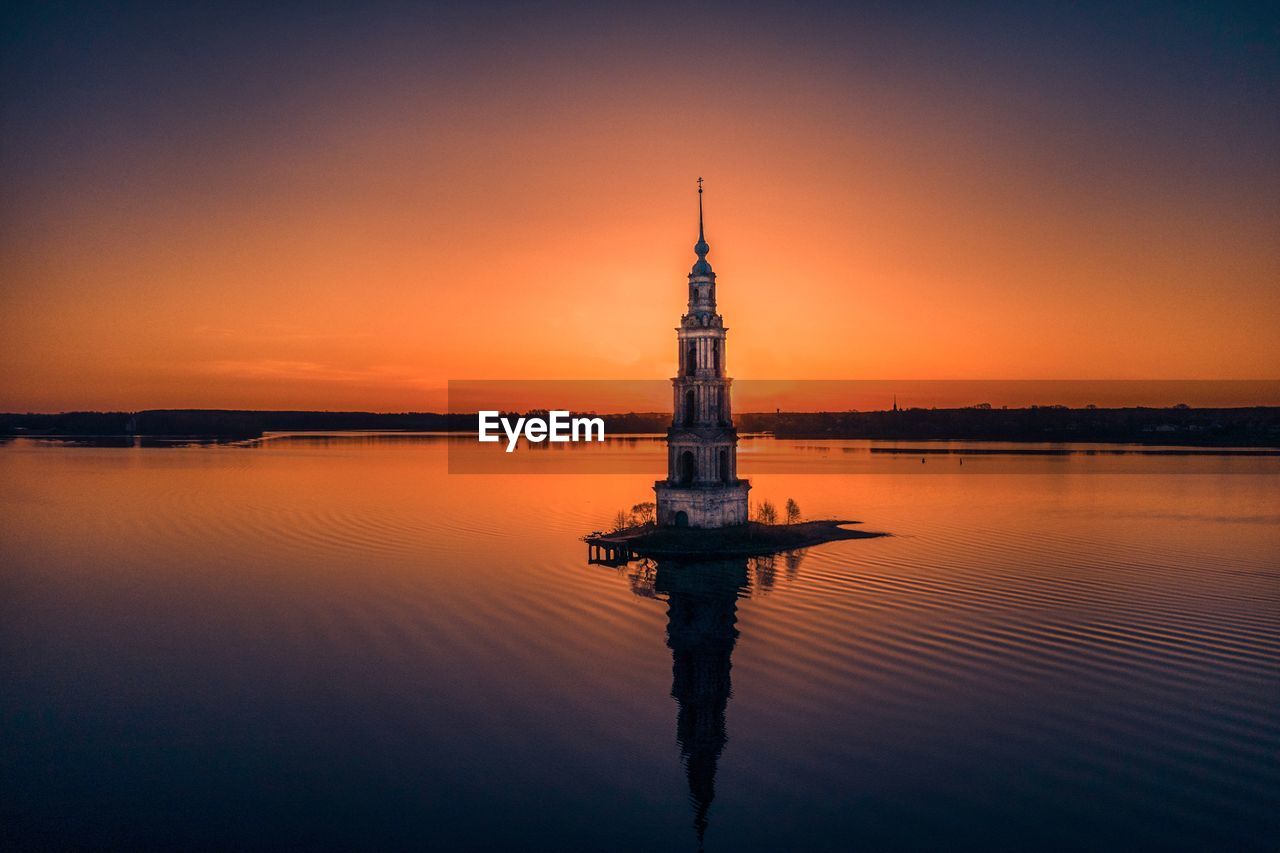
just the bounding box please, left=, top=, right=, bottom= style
left=655, top=180, right=751, bottom=527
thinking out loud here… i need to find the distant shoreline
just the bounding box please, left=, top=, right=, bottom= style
left=3, top=406, right=1279, bottom=448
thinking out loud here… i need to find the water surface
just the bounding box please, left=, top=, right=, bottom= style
left=2, top=435, right=1277, bottom=850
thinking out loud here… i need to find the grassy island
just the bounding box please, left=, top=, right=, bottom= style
left=585, top=519, right=886, bottom=559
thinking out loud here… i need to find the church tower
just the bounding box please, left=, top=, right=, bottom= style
left=654, top=180, right=751, bottom=527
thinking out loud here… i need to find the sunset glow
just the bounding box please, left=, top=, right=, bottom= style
left=3, top=4, right=1277, bottom=411
left=4, top=6, right=1280, bottom=849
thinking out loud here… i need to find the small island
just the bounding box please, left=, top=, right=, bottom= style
left=586, top=519, right=886, bottom=561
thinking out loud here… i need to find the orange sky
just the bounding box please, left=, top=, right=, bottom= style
left=2, top=5, right=1278, bottom=411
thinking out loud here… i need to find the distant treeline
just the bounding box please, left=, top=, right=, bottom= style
left=0, top=410, right=464, bottom=438
left=3, top=406, right=1278, bottom=446
left=738, top=405, right=1280, bottom=446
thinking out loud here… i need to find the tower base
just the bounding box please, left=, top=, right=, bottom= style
left=654, top=481, right=751, bottom=529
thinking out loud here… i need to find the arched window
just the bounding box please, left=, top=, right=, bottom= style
left=679, top=450, right=696, bottom=485
left=719, top=449, right=729, bottom=483
left=684, top=389, right=696, bottom=427
left=686, top=342, right=697, bottom=374
left=712, top=340, right=719, bottom=374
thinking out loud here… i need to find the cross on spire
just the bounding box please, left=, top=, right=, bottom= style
left=696, top=177, right=705, bottom=245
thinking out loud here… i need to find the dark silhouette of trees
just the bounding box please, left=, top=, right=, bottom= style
left=4, top=406, right=1277, bottom=447
left=631, top=502, right=657, bottom=526
left=785, top=499, right=800, bottom=525
left=735, top=406, right=1280, bottom=447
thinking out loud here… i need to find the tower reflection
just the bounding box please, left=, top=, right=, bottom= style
left=659, top=559, right=744, bottom=846
left=592, top=551, right=807, bottom=848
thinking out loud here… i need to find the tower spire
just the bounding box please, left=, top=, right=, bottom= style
left=692, top=177, right=711, bottom=273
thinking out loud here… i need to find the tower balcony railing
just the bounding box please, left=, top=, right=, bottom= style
left=680, top=313, right=723, bottom=328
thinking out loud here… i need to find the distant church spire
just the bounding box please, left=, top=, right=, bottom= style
left=692, top=177, right=712, bottom=275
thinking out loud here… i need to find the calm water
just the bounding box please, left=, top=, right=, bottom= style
left=2, top=435, right=1278, bottom=850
